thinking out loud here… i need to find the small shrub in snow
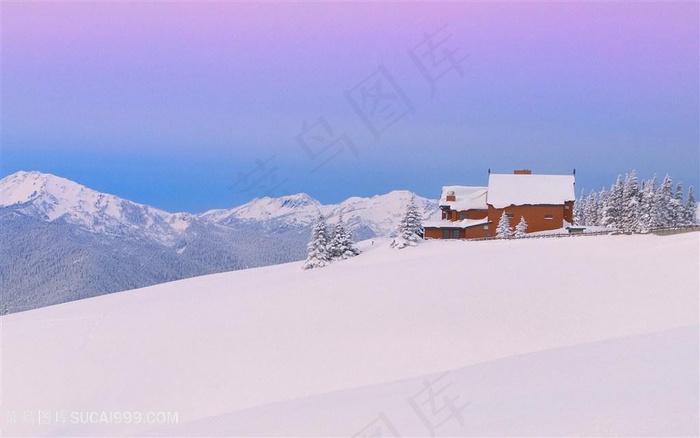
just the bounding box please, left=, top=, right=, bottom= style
left=514, top=216, right=528, bottom=238
left=302, top=214, right=330, bottom=270
left=391, top=196, right=424, bottom=249
left=496, top=211, right=512, bottom=239
left=328, top=214, right=360, bottom=260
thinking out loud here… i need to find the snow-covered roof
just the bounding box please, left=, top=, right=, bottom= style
left=424, top=218, right=490, bottom=229
left=487, top=174, right=575, bottom=208
left=439, top=186, right=488, bottom=211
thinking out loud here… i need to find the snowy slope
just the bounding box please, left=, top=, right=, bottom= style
left=0, top=171, right=193, bottom=245
left=143, top=327, right=697, bottom=437
left=2, top=233, right=698, bottom=436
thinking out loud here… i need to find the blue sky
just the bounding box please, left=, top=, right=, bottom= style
left=3, top=1, right=698, bottom=212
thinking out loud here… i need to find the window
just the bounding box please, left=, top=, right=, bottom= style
left=506, top=213, right=514, bottom=219
left=544, top=214, right=553, bottom=220
left=442, top=229, right=450, bottom=239
left=459, top=213, right=467, bottom=220
left=453, top=230, right=460, bottom=239
left=483, top=225, right=489, bottom=230
left=564, top=205, right=570, bottom=209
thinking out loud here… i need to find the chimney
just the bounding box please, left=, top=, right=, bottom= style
left=446, top=190, right=456, bottom=202
left=514, top=169, right=532, bottom=175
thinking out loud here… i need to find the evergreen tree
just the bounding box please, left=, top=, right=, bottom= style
left=573, top=189, right=586, bottom=225
left=638, top=176, right=657, bottom=232
left=601, top=175, right=624, bottom=229
left=596, top=187, right=608, bottom=227
left=391, top=197, right=424, bottom=249
left=685, top=186, right=697, bottom=225
left=653, top=175, right=675, bottom=228
left=328, top=214, right=360, bottom=260
left=621, top=171, right=640, bottom=232
left=496, top=211, right=512, bottom=239
left=513, top=216, right=528, bottom=238
left=584, top=190, right=599, bottom=227
left=671, top=181, right=684, bottom=226
left=302, top=213, right=330, bottom=269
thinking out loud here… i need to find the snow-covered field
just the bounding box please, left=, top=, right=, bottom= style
left=1, top=233, right=698, bottom=436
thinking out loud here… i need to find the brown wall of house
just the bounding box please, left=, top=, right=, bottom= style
left=564, top=201, right=574, bottom=224
left=442, top=209, right=488, bottom=221
left=424, top=228, right=444, bottom=239
left=464, top=224, right=491, bottom=238
left=425, top=224, right=492, bottom=239
left=487, top=204, right=567, bottom=234
left=461, top=209, right=488, bottom=220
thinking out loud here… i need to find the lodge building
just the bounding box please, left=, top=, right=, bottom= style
left=424, top=170, right=575, bottom=239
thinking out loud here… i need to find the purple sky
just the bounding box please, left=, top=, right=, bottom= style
left=3, top=1, right=698, bottom=212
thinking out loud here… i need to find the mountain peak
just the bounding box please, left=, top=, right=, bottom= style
left=275, top=193, right=320, bottom=209
left=0, top=170, right=86, bottom=207
left=0, top=170, right=192, bottom=244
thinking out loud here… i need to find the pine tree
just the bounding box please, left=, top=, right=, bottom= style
left=513, top=216, right=528, bottom=238
left=685, top=186, right=697, bottom=225
left=596, top=187, right=608, bottom=227
left=496, top=211, right=512, bottom=239
left=601, top=175, right=623, bottom=229
left=391, top=196, right=424, bottom=249
left=302, top=213, right=330, bottom=269
left=638, top=176, right=657, bottom=232
left=671, top=181, right=684, bottom=226
left=653, top=175, right=675, bottom=228
left=328, top=214, right=360, bottom=260
left=573, top=189, right=585, bottom=225
left=621, top=171, right=640, bottom=232
left=584, top=190, right=599, bottom=226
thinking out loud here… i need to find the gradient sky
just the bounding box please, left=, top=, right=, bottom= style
left=3, top=1, right=698, bottom=212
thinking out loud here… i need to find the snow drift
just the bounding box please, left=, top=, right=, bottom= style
left=1, top=233, right=698, bottom=436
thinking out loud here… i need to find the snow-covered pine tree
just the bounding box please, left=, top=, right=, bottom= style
left=652, top=175, right=675, bottom=228
left=685, top=186, right=697, bottom=225
left=573, top=189, right=585, bottom=225
left=621, top=171, right=640, bottom=233
left=302, top=213, right=330, bottom=269
left=584, top=190, right=599, bottom=226
left=601, top=175, right=624, bottom=229
left=638, top=175, right=657, bottom=232
left=328, top=214, right=360, bottom=260
left=495, top=211, right=512, bottom=239
left=671, top=181, right=684, bottom=226
left=513, top=216, right=528, bottom=238
left=596, top=187, right=608, bottom=227
left=391, top=196, right=424, bottom=249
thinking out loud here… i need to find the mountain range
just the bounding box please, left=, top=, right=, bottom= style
left=0, top=171, right=438, bottom=313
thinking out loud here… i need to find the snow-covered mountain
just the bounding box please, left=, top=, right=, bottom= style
left=3, top=234, right=697, bottom=436
left=1, top=171, right=437, bottom=241
left=0, top=171, right=193, bottom=245
left=0, top=171, right=438, bottom=313
left=204, top=190, right=437, bottom=239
